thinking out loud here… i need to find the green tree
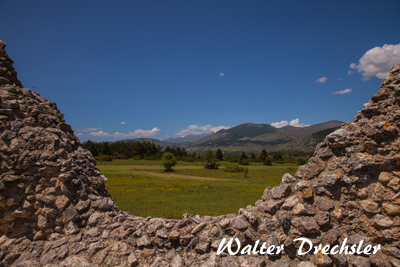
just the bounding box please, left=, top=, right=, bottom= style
left=260, top=149, right=268, bottom=162
left=161, top=152, right=177, bottom=171
left=216, top=148, right=223, bottom=160
left=239, top=151, right=249, bottom=165
left=201, top=151, right=219, bottom=169
left=273, top=152, right=283, bottom=162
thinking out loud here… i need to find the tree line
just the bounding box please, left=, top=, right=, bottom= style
left=82, top=140, right=164, bottom=161
left=82, top=140, right=309, bottom=165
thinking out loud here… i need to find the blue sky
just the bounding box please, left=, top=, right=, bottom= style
left=2, top=1, right=400, bottom=142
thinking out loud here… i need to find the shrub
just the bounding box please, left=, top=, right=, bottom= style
left=94, top=155, right=113, bottom=161
left=239, top=159, right=249, bottom=165
left=201, top=151, right=219, bottom=169
left=161, top=152, right=177, bottom=171
left=225, top=165, right=245, bottom=172
left=263, top=158, right=272, bottom=166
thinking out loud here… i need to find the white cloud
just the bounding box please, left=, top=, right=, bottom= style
left=76, top=133, right=83, bottom=136
left=315, top=77, right=328, bottom=83
left=175, top=124, right=230, bottom=137
left=90, top=127, right=160, bottom=138
left=219, top=73, right=225, bottom=76
left=349, top=44, right=400, bottom=80
left=121, top=122, right=125, bottom=124
left=289, top=118, right=310, bottom=127
left=79, top=127, right=103, bottom=132
left=271, top=118, right=309, bottom=128
left=271, top=120, right=289, bottom=128
left=333, top=88, right=352, bottom=95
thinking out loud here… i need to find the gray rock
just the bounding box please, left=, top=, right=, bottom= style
left=88, top=241, right=107, bottom=255
left=88, top=212, right=102, bottom=226
left=293, top=203, right=317, bottom=215
left=104, top=255, right=121, bottom=266
left=86, top=227, right=101, bottom=237
left=94, top=249, right=109, bottom=265
left=271, top=184, right=291, bottom=199
left=298, top=262, right=317, bottom=267
left=331, top=252, right=348, bottom=266
left=281, top=196, right=298, bottom=209
left=315, top=211, right=330, bottom=226
left=52, top=237, right=67, bottom=249
left=390, top=257, right=400, bottom=267
left=313, top=253, right=333, bottom=266
left=352, top=256, right=371, bottom=267
left=91, top=198, right=113, bottom=211
left=382, top=203, right=400, bottom=215
left=40, top=250, right=57, bottom=265
left=69, top=233, right=82, bottom=243
left=221, top=256, right=239, bottom=267
left=291, top=217, right=320, bottom=234
left=75, top=199, right=91, bottom=211
left=62, top=204, right=79, bottom=223
left=171, top=254, right=184, bottom=267
left=59, top=256, right=94, bottom=267
left=192, top=222, right=207, bottom=235
left=270, top=259, right=290, bottom=267
left=127, top=252, right=139, bottom=267
left=137, top=235, right=152, bottom=247
left=70, top=241, right=87, bottom=254
left=260, top=200, right=284, bottom=214
left=195, top=242, right=210, bottom=254
left=12, top=252, right=32, bottom=267
left=246, top=257, right=266, bottom=267
left=219, top=218, right=230, bottom=228
left=58, top=244, right=69, bottom=260
left=382, top=246, right=400, bottom=259
left=64, top=221, right=80, bottom=235
left=317, top=197, right=334, bottom=211
left=165, top=230, right=179, bottom=242
left=281, top=173, right=297, bottom=184
left=202, top=253, right=220, bottom=267
left=373, top=214, right=393, bottom=228
left=230, top=217, right=248, bottom=230
left=360, top=200, right=380, bottom=213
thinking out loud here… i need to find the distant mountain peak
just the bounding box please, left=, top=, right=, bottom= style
left=162, top=132, right=213, bottom=143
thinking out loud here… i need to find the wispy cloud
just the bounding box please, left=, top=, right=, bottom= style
left=121, top=122, right=126, bottom=124
left=90, top=127, right=161, bottom=138
left=219, top=73, right=225, bottom=76
left=349, top=43, right=400, bottom=80
left=315, top=77, right=328, bottom=83
left=76, top=133, right=83, bottom=136
left=271, top=118, right=310, bottom=128
left=79, top=127, right=103, bottom=132
left=333, top=88, right=352, bottom=95
left=175, top=124, right=230, bottom=137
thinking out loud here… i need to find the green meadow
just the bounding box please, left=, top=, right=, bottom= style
left=97, top=159, right=297, bottom=219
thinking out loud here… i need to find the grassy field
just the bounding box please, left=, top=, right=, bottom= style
left=97, top=159, right=297, bottom=219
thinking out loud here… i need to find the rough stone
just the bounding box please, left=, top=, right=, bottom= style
left=1, top=42, right=400, bottom=267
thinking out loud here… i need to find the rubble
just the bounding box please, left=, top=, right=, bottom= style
left=1, top=40, right=400, bottom=266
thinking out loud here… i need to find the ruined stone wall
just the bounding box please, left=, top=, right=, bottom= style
left=0, top=40, right=400, bottom=267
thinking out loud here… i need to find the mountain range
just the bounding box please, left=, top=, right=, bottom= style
left=119, top=120, right=344, bottom=154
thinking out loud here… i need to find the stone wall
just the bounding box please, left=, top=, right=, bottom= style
left=0, top=40, right=400, bottom=266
